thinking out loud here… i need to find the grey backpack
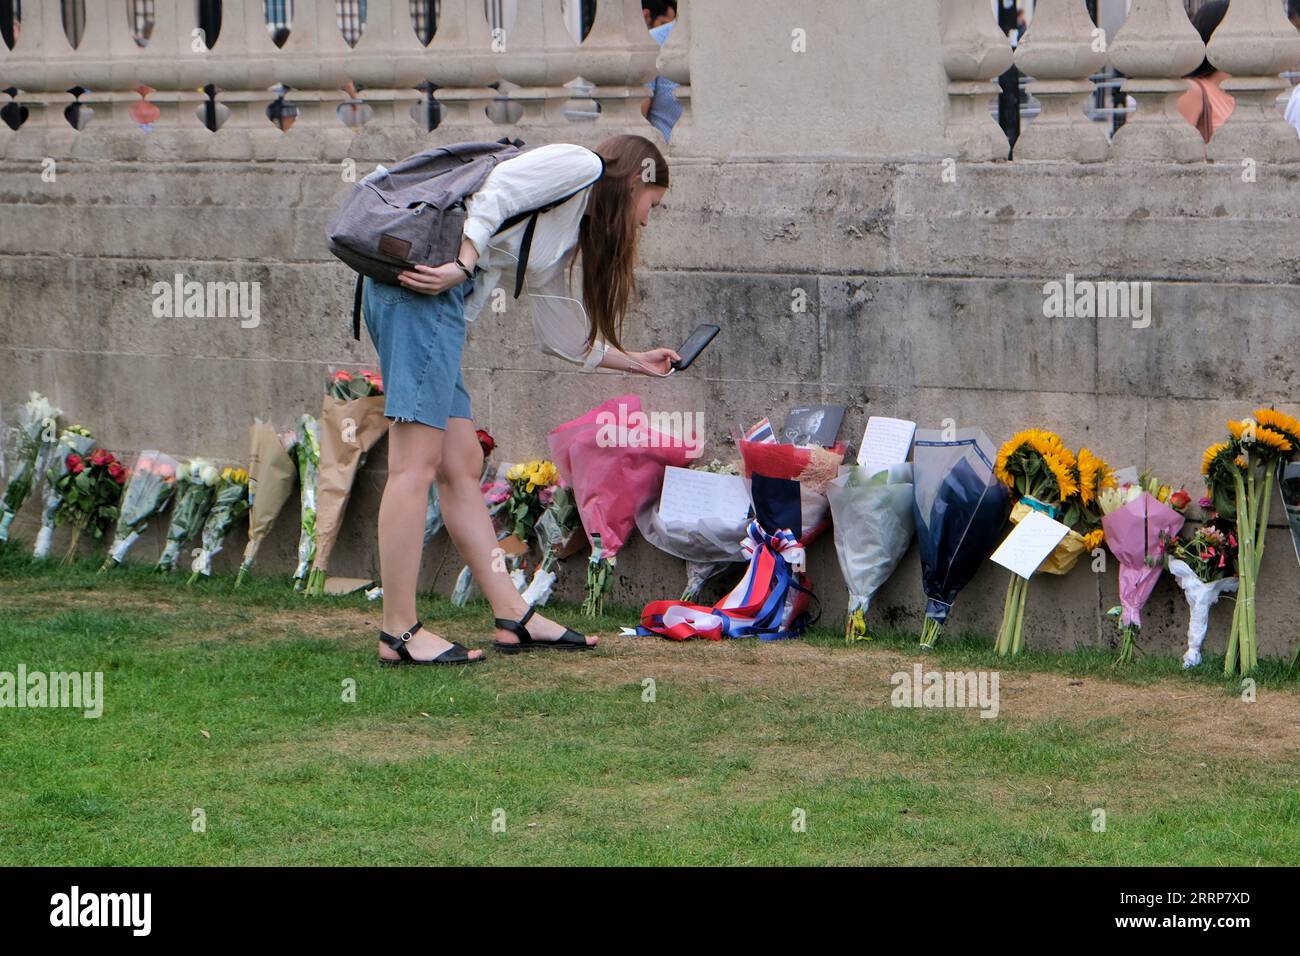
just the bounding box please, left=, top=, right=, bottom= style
left=326, top=138, right=604, bottom=340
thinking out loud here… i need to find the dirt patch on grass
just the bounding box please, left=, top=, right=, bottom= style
left=261, top=722, right=476, bottom=765
left=490, top=634, right=1300, bottom=765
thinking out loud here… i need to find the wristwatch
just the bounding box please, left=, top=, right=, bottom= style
left=454, top=256, right=474, bottom=281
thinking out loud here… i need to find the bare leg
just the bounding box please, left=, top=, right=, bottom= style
left=436, top=418, right=597, bottom=647
left=377, top=420, right=484, bottom=662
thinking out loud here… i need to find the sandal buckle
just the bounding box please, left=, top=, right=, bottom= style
left=399, top=627, right=415, bottom=643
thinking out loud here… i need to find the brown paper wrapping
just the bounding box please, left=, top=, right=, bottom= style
left=311, top=394, right=389, bottom=574
left=1010, top=500, right=1087, bottom=576
left=240, top=421, right=298, bottom=567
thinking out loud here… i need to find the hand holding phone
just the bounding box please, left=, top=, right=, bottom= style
left=671, top=324, right=721, bottom=371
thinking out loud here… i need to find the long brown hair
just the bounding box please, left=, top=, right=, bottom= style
left=575, top=134, right=669, bottom=353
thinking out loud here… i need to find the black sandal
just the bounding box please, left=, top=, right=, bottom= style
left=379, top=621, right=484, bottom=666
left=492, top=605, right=592, bottom=654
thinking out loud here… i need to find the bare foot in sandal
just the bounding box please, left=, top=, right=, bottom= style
left=492, top=602, right=598, bottom=653
left=378, top=621, right=486, bottom=665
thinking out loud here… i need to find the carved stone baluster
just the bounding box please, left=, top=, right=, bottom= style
left=941, top=0, right=1014, bottom=161
left=1108, top=0, right=1206, bottom=163
left=575, top=0, right=659, bottom=132
left=1012, top=0, right=1109, bottom=162
left=1204, top=0, right=1300, bottom=162
left=425, top=0, right=498, bottom=136
left=347, top=0, right=429, bottom=134
left=274, top=0, right=355, bottom=156
left=494, top=0, right=579, bottom=128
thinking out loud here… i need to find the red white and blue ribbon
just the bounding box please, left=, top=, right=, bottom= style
left=633, top=520, right=815, bottom=641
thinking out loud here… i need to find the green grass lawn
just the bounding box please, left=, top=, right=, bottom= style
left=1, top=546, right=1297, bottom=866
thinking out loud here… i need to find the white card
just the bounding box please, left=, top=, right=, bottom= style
left=990, top=510, right=1071, bottom=580
left=658, top=466, right=751, bottom=527
left=857, top=416, right=916, bottom=476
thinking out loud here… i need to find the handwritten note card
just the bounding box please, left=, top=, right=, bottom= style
left=658, top=467, right=752, bottom=527
left=990, top=510, right=1071, bottom=580
left=857, top=417, right=917, bottom=476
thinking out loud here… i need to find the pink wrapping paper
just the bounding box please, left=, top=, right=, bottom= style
left=1101, top=492, right=1186, bottom=628
left=547, top=394, right=693, bottom=558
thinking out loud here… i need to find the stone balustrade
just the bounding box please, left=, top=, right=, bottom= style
left=3, top=0, right=1300, bottom=165
left=4, top=1, right=1299, bottom=163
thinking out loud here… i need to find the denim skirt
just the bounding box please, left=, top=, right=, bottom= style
left=361, top=275, right=473, bottom=430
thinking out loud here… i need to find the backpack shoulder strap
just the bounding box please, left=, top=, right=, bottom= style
left=352, top=273, right=365, bottom=342
left=493, top=152, right=606, bottom=299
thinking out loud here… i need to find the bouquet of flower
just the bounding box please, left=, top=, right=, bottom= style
left=992, top=434, right=1115, bottom=657
left=504, top=459, right=559, bottom=549
left=305, top=371, right=389, bottom=595
left=329, top=368, right=383, bottom=400
left=236, top=421, right=298, bottom=586
left=54, top=447, right=126, bottom=564
left=0, top=391, right=62, bottom=543
left=522, top=483, right=585, bottom=607
left=1100, top=474, right=1189, bottom=664
left=101, top=451, right=178, bottom=570
left=33, top=425, right=96, bottom=558
left=1168, top=520, right=1239, bottom=668
left=912, top=428, right=1010, bottom=650
left=292, top=414, right=321, bottom=589
left=1202, top=408, right=1300, bottom=675
left=157, top=458, right=218, bottom=571
left=188, top=467, right=251, bottom=584
left=825, top=463, right=915, bottom=643
left=549, top=395, right=694, bottom=617
left=636, top=458, right=749, bottom=604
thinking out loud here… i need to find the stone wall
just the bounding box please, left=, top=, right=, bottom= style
left=4, top=147, right=1300, bottom=657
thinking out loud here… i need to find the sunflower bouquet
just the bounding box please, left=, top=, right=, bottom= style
left=1202, top=408, right=1300, bottom=675
left=991, top=429, right=1079, bottom=657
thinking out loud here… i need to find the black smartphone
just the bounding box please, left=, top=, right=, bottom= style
left=671, top=324, right=720, bottom=371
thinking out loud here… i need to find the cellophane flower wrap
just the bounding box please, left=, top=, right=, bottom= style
left=34, top=425, right=96, bottom=559
left=548, top=395, right=693, bottom=617
left=1168, top=520, right=1239, bottom=668
left=1201, top=408, right=1300, bottom=675
left=0, top=391, right=62, bottom=542
left=188, top=467, right=251, bottom=583
left=825, top=463, right=915, bottom=643
left=101, top=450, right=178, bottom=569
left=911, top=428, right=1010, bottom=650
left=450, top=452, right=512, bottom=608
left=292, top=415, right=321, bottom=588
left=522, top=483, right=584, bottom=607
left=1100, top=479, right=1187, bottom=664
left=635, top=459, right=748, bottom=605
left=305, top=370, right=389, bottom=595
left=236, top=420, right=298, bottom=586
left=157, top=458, right=218, bottom=571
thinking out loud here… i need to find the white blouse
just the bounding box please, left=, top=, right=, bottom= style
left=461, top=143, right=610, bottom=372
